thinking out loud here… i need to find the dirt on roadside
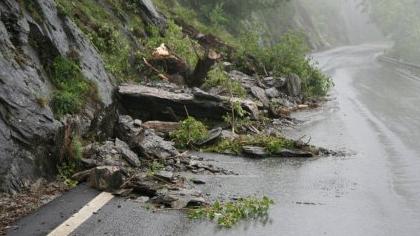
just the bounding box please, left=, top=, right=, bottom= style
left=0, top=181, right=68, bottom=235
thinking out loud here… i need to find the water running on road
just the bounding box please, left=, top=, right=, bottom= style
left=66, top=44, right=420, bottom=236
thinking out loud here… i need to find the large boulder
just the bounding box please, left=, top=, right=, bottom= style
left=117, top=84, right=260, bottom=121
left=114, top=114, right=179, bottom=160
left=88, top=166, right=126, bottom=191
left=135, top=129, right=179, bottom=159
left=285, top=74, right=302, bottom=97
left=114, top=115, right=143, bottom=147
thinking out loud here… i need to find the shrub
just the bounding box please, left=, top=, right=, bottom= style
left=171, top=117, right=209, bottom=148
left=189, top=196, right=274, bottom=228
left=204, top=64, right=247, bottom=133
left=57, top=161, right=78, bottom=188
left=205, top=135, right=295, bottom=155
left=204, top=65, right=246, bottom=97
left=49, top=56, right=97, bottom=117
left=208, top=3, right=228, bottom=28
left=54, top=0, right=131, bottom=79
left=147, top=160, right=165, bottom=176
left=57, top=135, right=83, bottom=188
left=234, top=31, right=332, bottom=97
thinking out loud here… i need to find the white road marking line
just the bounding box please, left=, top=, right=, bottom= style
left=47, top=192, right=114, bottom=236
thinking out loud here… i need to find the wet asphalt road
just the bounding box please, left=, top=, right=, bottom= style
left=10, top=44, right=420, bottom=235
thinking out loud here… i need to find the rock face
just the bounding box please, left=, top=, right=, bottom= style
left=138, top=0, right=166, bottom=28
left=0, top=0, right=114, bottom=192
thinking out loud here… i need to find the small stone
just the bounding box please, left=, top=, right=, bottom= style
left=263, top=77, right=286, bottom=88
left=265, top=87, right=280, bottom=98
left=220, top=130, right=239, bottom=140
left=191, top=178, right=206, bottom=185
left=242, top=146, right=269, bottom=158
left=135, top=196, right=150, bottom=203
left=273, top=149, right=314, bottom=158
left=155, top=171, right=174, bottom=181
left=165, top=166, right=174, bottom=172
left=133, top=119, right=143, bottom=127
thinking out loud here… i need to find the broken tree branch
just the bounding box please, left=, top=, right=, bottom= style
left=143, top=57, right=170, bottom=81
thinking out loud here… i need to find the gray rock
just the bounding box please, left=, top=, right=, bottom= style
left=88, top=166, right=126, bottom=191
left=115, top=139, right=141, bottom=167
left=251, top=86, right=270, bottom=107
left=271, top=98, right=294, bottom=108
left=115, top=115, right=143, bottom=147
left=220, top=130, right=239, bottom=140
left=273, top=149, right=314, bottom=158
left=0, top=0, right=114, bottom=192
left=138, top=0, right=166, bottom=28
left=229, top=70, right=257, bottom=89
left=193, top=87, right=223, bottom=102
left=263, top=77, right=286, bottom=88
left=153, top=188, right=207, bottom=209
left=132, top=179, right=161, bottom=197
left=83, top=139, right=140, bottom=168
left=242, top=146, right=268, bottom=158
left=155, top=171, right=174, bottom=181
left=118, top=85, right=262, bottom=122
left=285, top=74, right=302, bottom=97
left=240, top=99, right=261, bottom=120
left=133, top=119, right=143, bottom=127
left=118, top=85, right=231, bottom=121
left=113, top=188, right=133, bottom=197
left=194, top=127, right=222, bottom=146
left=136, top=129, right=179, bottom=159
left=134, top=196, right=150, bottom=203
left=265, top=87, right=280, bottom=98
left=165, top=166, right=175, bottom=172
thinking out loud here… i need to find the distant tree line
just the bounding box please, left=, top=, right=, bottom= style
left=361, top=0, right=420, bottom=63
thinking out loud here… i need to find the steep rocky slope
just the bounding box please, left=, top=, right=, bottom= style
left=0, top=0, right=114, bottom=193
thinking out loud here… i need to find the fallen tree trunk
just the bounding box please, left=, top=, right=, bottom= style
left=146, top=45, right=220, bottom=88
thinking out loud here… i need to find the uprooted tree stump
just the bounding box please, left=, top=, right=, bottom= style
left=186, top=49, right=221, bottom=87
left=145, top=44, right=221, bottom=87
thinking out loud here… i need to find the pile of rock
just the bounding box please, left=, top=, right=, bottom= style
left=72, top=114, right=235, bottom=208
left=228, top=70, right=309, bottom=117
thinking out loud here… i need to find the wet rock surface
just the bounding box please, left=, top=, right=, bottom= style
left=0, top=0, right=113, bottom=193
left=82, top=139, right=141, bottom=168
